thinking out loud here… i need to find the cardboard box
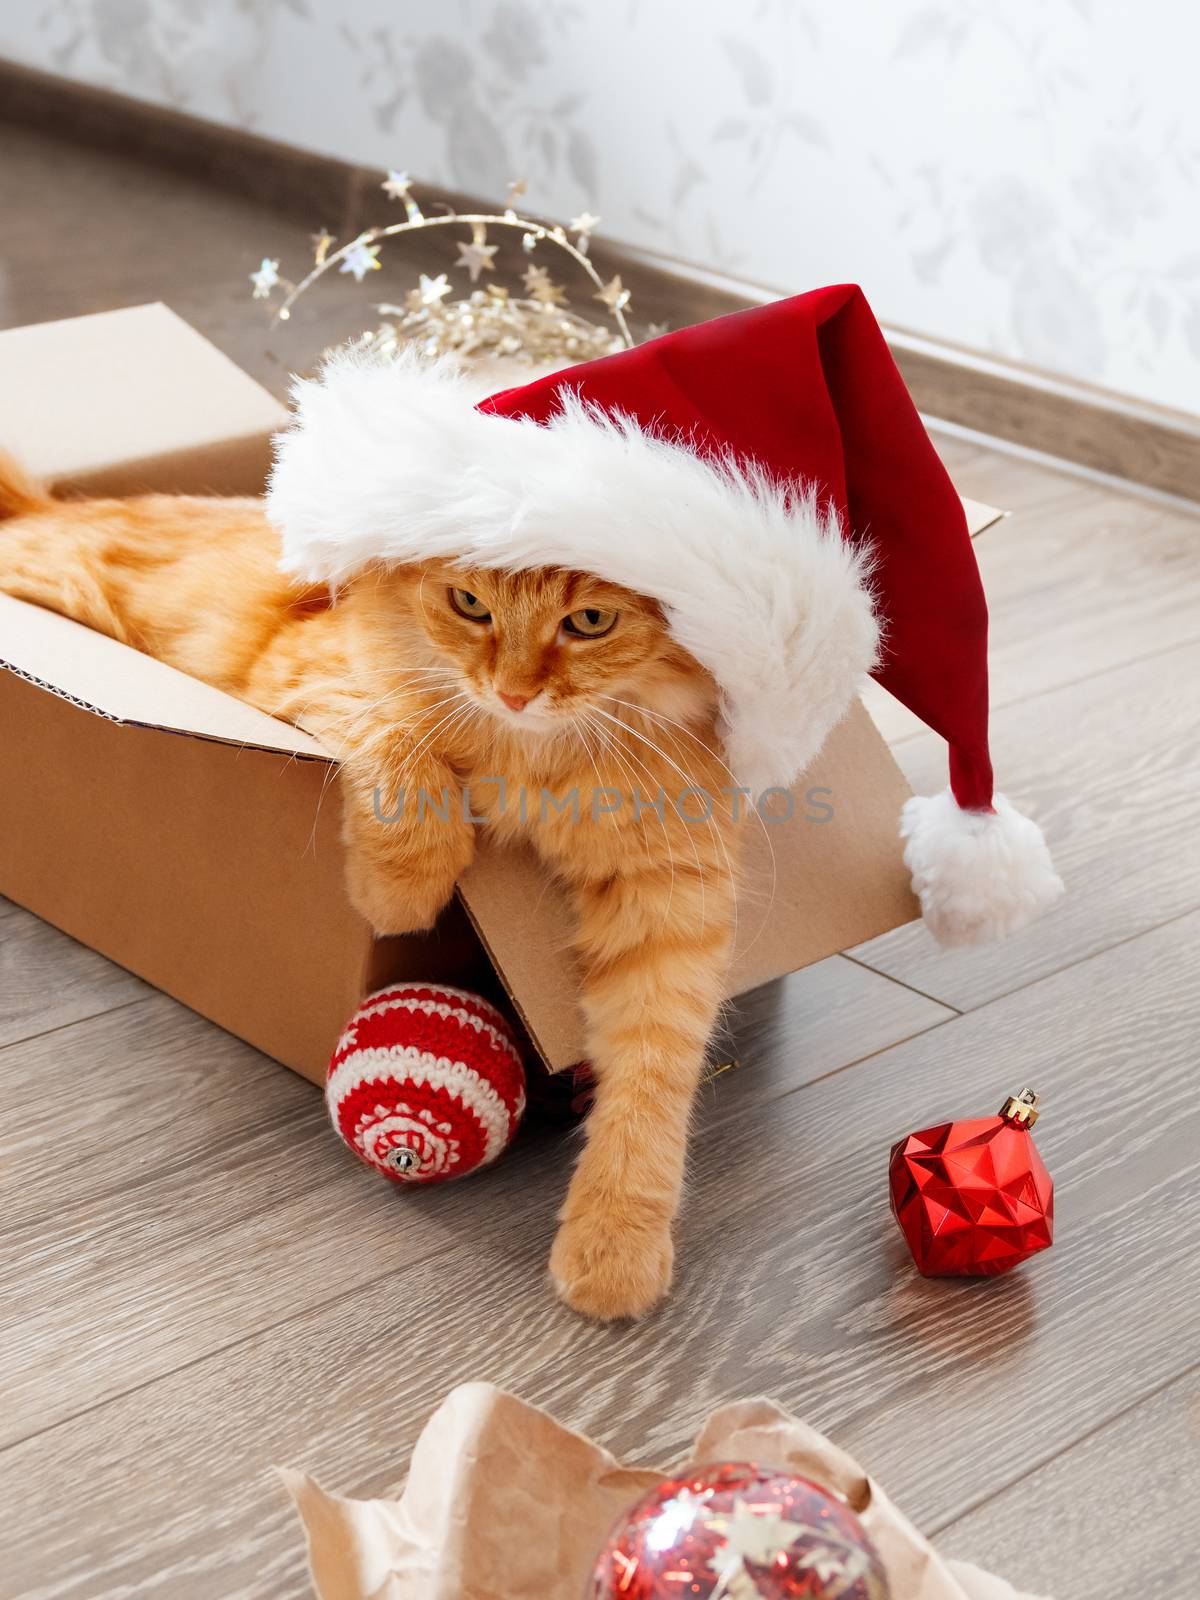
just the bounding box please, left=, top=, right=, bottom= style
left=0, top=306, right=998, bottom=1084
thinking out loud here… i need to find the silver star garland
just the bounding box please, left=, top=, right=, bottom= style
left=250, top=172, right=637, bottom=367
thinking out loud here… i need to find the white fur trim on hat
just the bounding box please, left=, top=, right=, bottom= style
left=266, top=349, right=879, bottom=792
left=900, top=790, right=1065, bottom=948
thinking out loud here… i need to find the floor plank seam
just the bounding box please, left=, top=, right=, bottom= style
left=836, top=954, right=964, bottom=1014
left=0, top=994, right=156, bottom=1061
left=883, top=628, right=1200, bottom=752
left=0, top=1232, right=483, bottom=1458
left=850, top=900, right=1200, bottom=1018
left=719, top=1008, right=964, bottom=1119
left=925, top=1359, right=1200, bottom=1540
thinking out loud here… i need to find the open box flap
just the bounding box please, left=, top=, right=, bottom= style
left=963, top=497, right=1005, bottom=538
left=0, top=303, right=288, bottom=495
left=0, top=594, right=328, bottom=759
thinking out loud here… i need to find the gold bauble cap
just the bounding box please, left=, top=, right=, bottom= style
left=999, top=1087, right=1040, bottom=1128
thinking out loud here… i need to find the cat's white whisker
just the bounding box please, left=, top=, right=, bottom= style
left=392, top=691, right=476, bottom=780
left=589, top=698, right=745, bottom=964
left=294, top=675, right=461, bottom=856
left=589, top=703, right=710, bottom=935
left=569, top=713, right=610, bottom=819
left=598, top=691, right=776, bottom=962
left=579, top=708, right=680, bottom=934
left=577, top=708, right=678, bottom=933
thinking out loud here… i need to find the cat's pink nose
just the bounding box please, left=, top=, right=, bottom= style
left=498, top=691, right=530, bottom=712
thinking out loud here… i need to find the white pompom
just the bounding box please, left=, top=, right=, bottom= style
left=900, top=790, right=1064, bottom=948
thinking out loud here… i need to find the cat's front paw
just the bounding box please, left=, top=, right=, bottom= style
left=549, top=1203, right=675, bottom=1320
left=345, top=864, right=452, bottom=937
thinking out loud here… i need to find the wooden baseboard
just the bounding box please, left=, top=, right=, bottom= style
left=885, top=330, right=1200, bottom=505
left=0, top=58, right=366, bottom=230
left=3, top=56, right=1196, bottom=502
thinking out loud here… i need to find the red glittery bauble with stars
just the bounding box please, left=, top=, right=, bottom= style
left=326, top=983, right=525, bottom=1184
left=588, top=1462, right=890, bottom=1600
left=889, top=1087, right=1053, bottom=1276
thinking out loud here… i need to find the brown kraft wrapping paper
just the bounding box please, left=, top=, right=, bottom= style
left=278, top=1384, right=1050, bottom=1600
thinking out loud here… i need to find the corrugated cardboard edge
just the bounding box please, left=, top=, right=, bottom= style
left=0, top=660, right=124, bottom=727
left=0, top=595, right=331, bottom=760
left=0, top=656, right=329, bottom=759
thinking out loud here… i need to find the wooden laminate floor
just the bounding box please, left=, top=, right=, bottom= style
left=1, top=118, right=1198, bottom=1600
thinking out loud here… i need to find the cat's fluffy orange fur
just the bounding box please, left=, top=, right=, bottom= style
left=0, top=455, right=744, bottom=1320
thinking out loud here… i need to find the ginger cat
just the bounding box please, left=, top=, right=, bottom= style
left=0, top=453, right=743, bottom=1320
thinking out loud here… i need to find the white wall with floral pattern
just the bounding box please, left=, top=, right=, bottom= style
left=5, top=0, right=1199, bottom=414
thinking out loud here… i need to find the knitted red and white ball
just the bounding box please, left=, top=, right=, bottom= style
left=327, top=983, right=526, bottom=1184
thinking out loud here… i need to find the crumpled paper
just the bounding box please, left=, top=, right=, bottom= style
left=279, top=1383, right=1050, bottom=1600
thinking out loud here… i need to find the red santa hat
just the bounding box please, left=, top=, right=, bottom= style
left=267, top=283, right=1062, bottom=947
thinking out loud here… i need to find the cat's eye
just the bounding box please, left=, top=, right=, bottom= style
left=563, top=607, right=618, bottom=638
left=449, top=588, right=491, bottom=622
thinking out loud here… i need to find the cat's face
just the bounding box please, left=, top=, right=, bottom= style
left=392, top=562, right=710, bottom=733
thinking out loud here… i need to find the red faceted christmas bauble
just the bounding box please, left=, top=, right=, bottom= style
left=326, top=983, right=525, bottom=1183
left=889, top=1088, right=1053, bottom=1276
left=588, top=1461, right=889, bottom=1600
